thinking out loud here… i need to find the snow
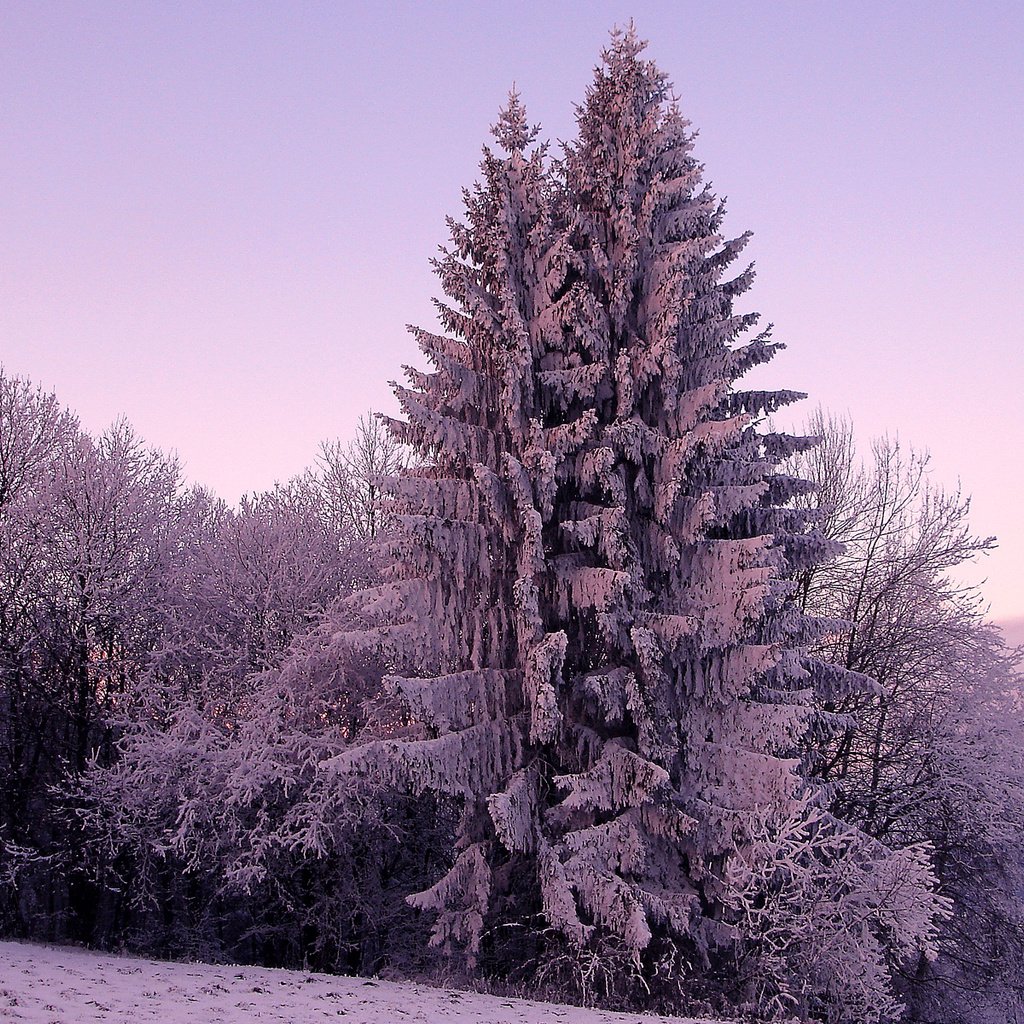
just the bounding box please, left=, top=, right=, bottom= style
left=0, top=940, right=724, bottom=1024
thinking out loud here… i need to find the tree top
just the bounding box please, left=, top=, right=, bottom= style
left=491, top=86, right=540, bottom=154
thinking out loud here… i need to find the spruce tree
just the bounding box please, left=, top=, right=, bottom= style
left=329, top=29, right=939, bottom=1006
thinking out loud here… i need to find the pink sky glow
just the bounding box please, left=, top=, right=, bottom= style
left=2, top=1, right=1022, bottom=619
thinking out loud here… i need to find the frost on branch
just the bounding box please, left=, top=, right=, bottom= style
left=407, top=842, right=493, bottom=959
left=724, top=802, right=949, bottom=1023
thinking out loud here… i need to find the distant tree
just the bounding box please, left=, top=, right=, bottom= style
left=79, top=611, right=428, bottom=973
left=314, top=413, right=410, bottom=542
left=322, top=31, right=943, bottom=1018
left=790, top=410, right=1024, bottom=1023
left=0, top=371, right=184, bottom=940
left=0, top=373, right=424, bottom=964
left=0, top=372, right=81, bottom=928
left=0, top=372, right=77, bottom=508
left=77, top=434, right=404, bottom=969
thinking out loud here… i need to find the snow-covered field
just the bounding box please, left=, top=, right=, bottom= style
left=0, top=941, right=722, bottom=1024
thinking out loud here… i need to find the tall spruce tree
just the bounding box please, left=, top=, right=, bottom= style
left=328, top=29, right=941, bottom=1009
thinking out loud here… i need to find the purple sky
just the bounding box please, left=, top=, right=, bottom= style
left=2, top=2, right=1022, bottom=619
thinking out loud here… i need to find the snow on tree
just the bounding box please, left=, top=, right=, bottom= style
left=313, top=412, right=412, bottom=543
left=317, top=29, right=941, bottom=1012
left=786, top=410, right=1024, bottom=1023
left=0, top=373, right=185, bottom=939
left=724, top=799, right=947, bottom=1024
left=74, top=446, right=406, bottom=969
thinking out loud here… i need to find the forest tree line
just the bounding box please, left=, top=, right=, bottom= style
left=3, top=369, right=1019, bottom=1023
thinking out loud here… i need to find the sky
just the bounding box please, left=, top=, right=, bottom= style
left=2, top=1, right=1022, bottom=620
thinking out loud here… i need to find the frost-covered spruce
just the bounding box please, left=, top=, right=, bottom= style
left=330, top=32, right=862, bottom=976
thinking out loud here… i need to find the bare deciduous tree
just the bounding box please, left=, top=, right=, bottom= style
left=790, top=409, right=1024, bottom=1023
left=315, top=413, right=410, bottom=542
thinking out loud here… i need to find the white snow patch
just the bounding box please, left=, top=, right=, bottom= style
left=0, top=940, right=725, bottom=1023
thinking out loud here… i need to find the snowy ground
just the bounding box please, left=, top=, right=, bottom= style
left=0, top=940, right=723, bottom=1024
